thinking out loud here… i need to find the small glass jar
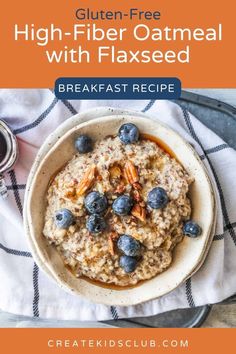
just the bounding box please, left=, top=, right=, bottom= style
left=0, top=120, right=18, bottom=199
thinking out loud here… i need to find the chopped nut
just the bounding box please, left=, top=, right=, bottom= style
left=131, top=204, right=147, bottom=223
left=110, top=165, right=122, bottom=179
left=114, top=183, right=126, bottom=194
left=108, top=235, right=115, bottom=256
left=133, top=190, right=142, bottom=202
left=76, top=165, right=96, bottom=196
left=124, top=161, right=139, bottom=185
left=110, top=231, right=119, bottom=240
left=133, top=182, right=142, bottom=190
left=64, top=187, right=76, bottom=199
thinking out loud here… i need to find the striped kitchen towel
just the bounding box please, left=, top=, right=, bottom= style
left=0, top=89, right=235, bottom=321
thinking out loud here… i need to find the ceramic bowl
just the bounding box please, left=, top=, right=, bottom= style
left=25, top=112, right=215, bottom=306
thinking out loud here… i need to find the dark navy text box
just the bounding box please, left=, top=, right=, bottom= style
left=55, top=78, right=181, bottom=100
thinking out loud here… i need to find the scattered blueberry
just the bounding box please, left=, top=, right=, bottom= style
left=84, top=191, right=108, bottom=215
left=86, top=214, right=106, bottom=234
left=112, top=195, right=134, bottom=215
left=183, top=221, right=202, bottom=238
left=119, top=255, right=138, bottom=273
left=75, top=135, right=93, bottom=154
left=118, top=123, right=139, bottom=144
left=54, top=209, right=74, bottom=229
left=117, top=234, right=141, bottom=257
left=147, top=187, right=169, bottom=209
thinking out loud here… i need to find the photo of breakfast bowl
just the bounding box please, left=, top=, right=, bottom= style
left=25, top=110, right=215, bottom=306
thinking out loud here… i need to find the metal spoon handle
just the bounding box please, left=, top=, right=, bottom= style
left=0, top=174, right=8, bottom=199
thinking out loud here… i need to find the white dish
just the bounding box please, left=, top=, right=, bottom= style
left=24, top=109, right=215, bottom=306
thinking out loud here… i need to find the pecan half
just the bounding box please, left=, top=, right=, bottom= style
left=76, top=165, right=96, bottom=197
left=124, top=161, right=139, bottom=185
left=131, top=204, right=146, bottom=223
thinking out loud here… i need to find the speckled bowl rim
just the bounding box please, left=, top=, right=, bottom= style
left=24, top=107, right=216, bottom=306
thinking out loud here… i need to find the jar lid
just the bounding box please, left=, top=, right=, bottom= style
left=0, top=120, right=18, bottom=199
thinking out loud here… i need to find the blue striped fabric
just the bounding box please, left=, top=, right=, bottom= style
left=0, top=93, right=235, bottom=321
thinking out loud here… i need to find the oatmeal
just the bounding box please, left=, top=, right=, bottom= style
left=43, top=124, right=195, bottom=287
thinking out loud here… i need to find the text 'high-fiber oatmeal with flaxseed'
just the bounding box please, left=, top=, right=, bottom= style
left=43, top=122, right=202, bottom=287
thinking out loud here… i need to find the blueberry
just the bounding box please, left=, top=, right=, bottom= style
left=112, top=195, right=134, bottom=215
left=54, top=209, right=74, bottom=229
left=75, top=135, right=93, bottom=154
left=147, top=187, right=169, bottom=209
left=119, top=255, right=138, bottom=273
left=117, top=234, right=141, bottom=257
left=183, top=221, right=202, bottom=238
left=84, top=191, right=108, bottom=215
left=118, top=123, right=139, bottom=144
left=86, top=214, right=106, bottom=234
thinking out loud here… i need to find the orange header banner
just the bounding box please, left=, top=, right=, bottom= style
left=1, top=328, right=236, bottom=354
left=0, top=0, right=235, bottom=88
